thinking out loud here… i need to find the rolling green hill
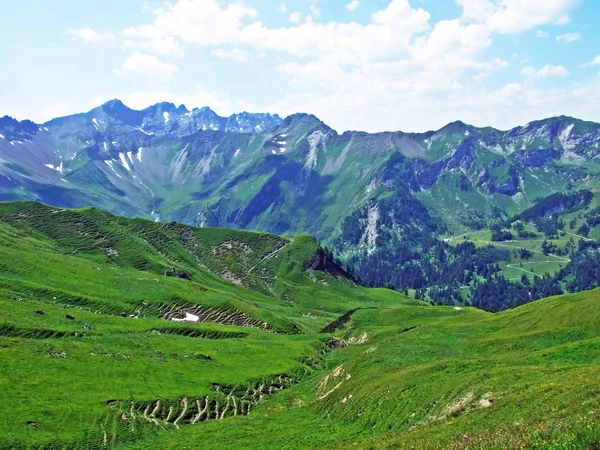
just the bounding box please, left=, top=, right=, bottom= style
left=0, top=201, right=599, bottom=449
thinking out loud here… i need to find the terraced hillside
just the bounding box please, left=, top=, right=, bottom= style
left=0, top=201, right=599, bottom=449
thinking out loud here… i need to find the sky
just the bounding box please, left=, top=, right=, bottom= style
left=1, top=0, right=600, bottom=132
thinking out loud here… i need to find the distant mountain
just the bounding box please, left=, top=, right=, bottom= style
left=1, top=101, right=600, bottom=308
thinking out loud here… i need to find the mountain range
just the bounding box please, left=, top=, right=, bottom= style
left=1, top=100, right=600, bottom=308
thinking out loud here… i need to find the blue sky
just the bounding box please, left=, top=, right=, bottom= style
left=1, top=0, right=599, bottom=132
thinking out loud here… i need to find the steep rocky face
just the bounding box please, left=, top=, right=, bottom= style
left=0, top=116, right=38, bottom=141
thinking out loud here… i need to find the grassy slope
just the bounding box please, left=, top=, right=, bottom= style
left=129, top=291, right=600, bottom=450
left=0, top=201, right=599, bottom=449
left=0, top=201, right=410, bottom=448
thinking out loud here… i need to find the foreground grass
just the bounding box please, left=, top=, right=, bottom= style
left=125, top=291, right=600, bottom=449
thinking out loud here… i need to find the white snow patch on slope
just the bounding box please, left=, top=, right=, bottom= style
left=171, top=312, right=200, bottom=323
left=0, top=134, right=4, bottom=139
left=103, top=142, right=108, bottom=151
left=234, top=148, right=240, bottom=157
left=118, top=153, right=131, bottom=171
left=126, top=151, right=134, bottom=166
left=276, top=140, right=287, bottom=145
left=43, top=163, right=63, bottom=173
left=280, top=133, right=288, bottom=137
left=271, top=149, right=277, bottom=155
left=135, top=126, right=154, bottom=136
left=163, top=111, right=170, bottom=123
left=364, top=204, right=380, bottom=256
left=255, top=124, right=263, bottom=132
left=104, top=160, right=123, bottom=179
left=92, top=118, right=99, bottom=130
left=137, top=147, right=143, bottom=162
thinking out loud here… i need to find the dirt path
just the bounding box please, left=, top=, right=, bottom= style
left=241, top=239, right=292, bottom=281
left=565, top=232, right=595, bottom=242
left=480, top=240, right=571, bottom=263
left=506, top=260, right=569, bottom=278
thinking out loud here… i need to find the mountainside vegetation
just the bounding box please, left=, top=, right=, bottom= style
left=2, top=103, right=600, bottom=311
left=0, top=202, right=599, bottom=449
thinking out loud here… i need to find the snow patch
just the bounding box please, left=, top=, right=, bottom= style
left=276, top=140, right=287, bottom=145
left=44, top=127, right=49, bottom=132
left=43, top=163, right=63, bottom=173
left=104, top=160, right=123, bottom=179
left=92, top=118, right=99, bottom=130
left=118, top=153, right=131, bottom=171
left=0, top=134, right=3, bottom=139
left=255, top=124, right=263, bottom=132
left=271, top=149, right=277, bottom=155
left=103, top=142, right=108, bottom=151
left=135, top=126, right=154, bottom=136
left=171, top=312, right=200, bottom=323
left=163, top=111, right=170, bottom=123
left=126, top=151, right=134, bottom=166
left=280, top=133, right=288, bottom=137
left=137, top=147, right=143, bottom=162
left=234, top=148, right=240, bottom=157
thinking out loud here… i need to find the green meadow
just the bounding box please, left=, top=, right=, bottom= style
left=0, top=201, right=598, bottom=449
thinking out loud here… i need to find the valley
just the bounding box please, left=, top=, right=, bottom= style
left=0, top=202, right=598, bottom=448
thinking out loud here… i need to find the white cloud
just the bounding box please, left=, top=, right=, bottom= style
left=211, top=48, right=249, bottom=63
left=107, top=0, right=583, bottom=132
left=556, top=32, right=581, bottom=43
left=457, top=0, right=579, bottom=34
left=288, top=12, right=302, bottom=24
left=279, top=3, right=287, bottom=14
left=521, top=64, right=569, bottom=78
left=119, top=53, right=179, bottom=80
left=123, top=36, right=185, bottom=56
left=346, top=1, right=360, bottom=12
left=310, top=5, right=321, bottom=19
left=124, top=0, right=257, bottom=46
left=65, top=28, right=114, bottom=43
left=581, top=55, right=600, bottom=68
left=535, top=30, right=549, bottom=38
